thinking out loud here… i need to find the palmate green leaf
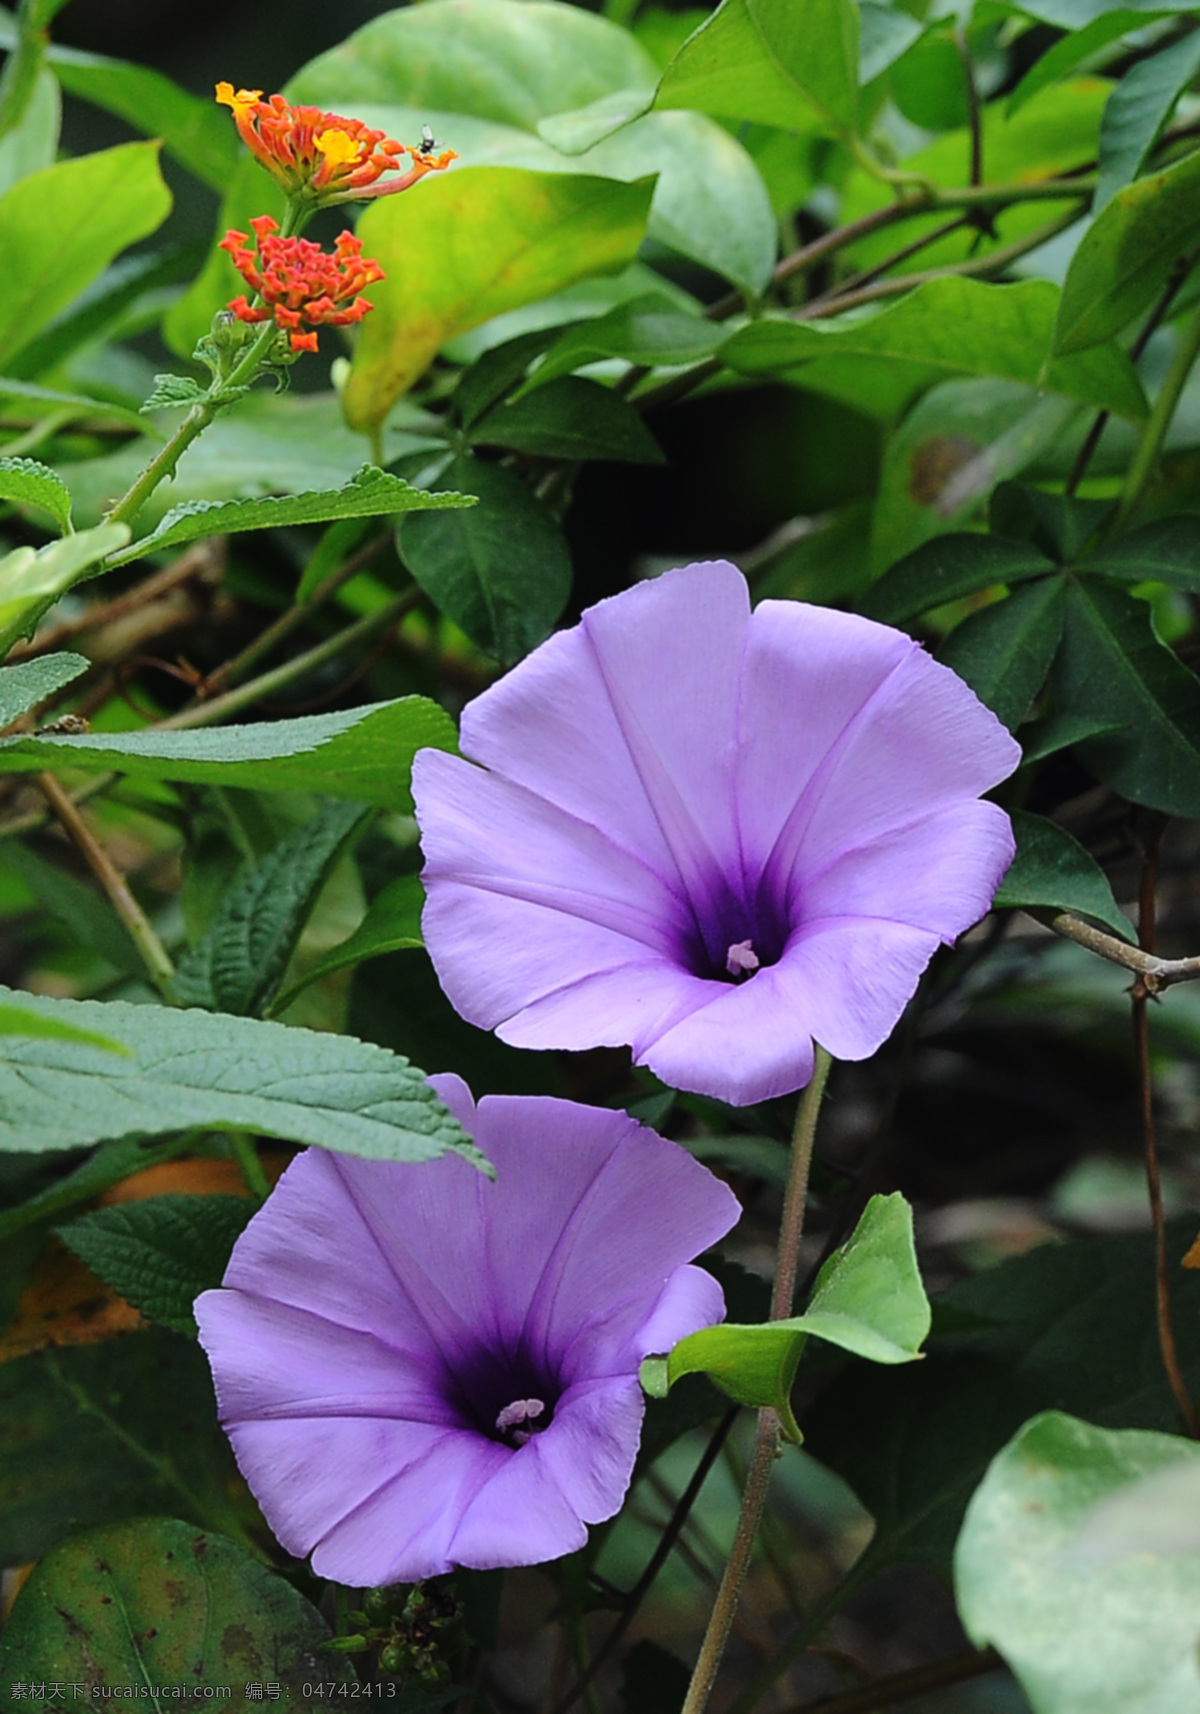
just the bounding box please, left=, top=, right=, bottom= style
left=938, top=576, right=1067, bottom=731
left=57, top=1194, right=255, bottom=1335
left=397, top=451, right=572, bottom=665
left=1086, top=514, right=1200, bottom=592
left=641, top=1195, right=929, bottom=1442
left=269, top=871, right=425, bottom=1018
left=0, top=1332, right=240, bottom=1565
left=518, top=293, right=723, bottom=391
left=1052, top=577, right=1200, bottom=817
left=1056, top=145, right=1200, bottom=355
left=0, top=454, right=71, bottom=533
left=0, top=985, right=486, bottom=1167
left=0, top=522, right=129, bottom=657
left=656, top=0, right=858, bottom=133
left=0, top=1518, right=349, bottom=1688
left=989, top=480, right=1114, bottom=562
left=0, top=649, right=86, bottom=726
left=863, top=533, right=1055, bottom=625
left=1094, top=28, right=1200, bottom=213
left=955, top=1413, right=1200, bottom=1714
left=171, top=801, right=371, bottom=1017
left=994, top=809, right=1136, bottom=941
left=0, top=140, right=171, bottom=371
left=722, top=279, right=1148, bottom=422
left=107, top=465, right=476, bottom=570
left=468, top=374, right=664, bottom=463
left=803, top=1223, right=1200, bottom=1575
left=345, top=169, right=654, bottom=429
left=0, top=694, right=457, bottom=812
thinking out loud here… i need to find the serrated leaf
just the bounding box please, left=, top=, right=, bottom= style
left=57, top=1195, right=256, bottom=1335
left=108, top=465, right=475, bottom=569
left=1086, top=514, right=1200, bottom=593
left=644, top=1195, right=929, bottom=1442
left=863, top=533, right=1055, bottom=625
left=397, top=452, right=571, bottom=665
left=172, top=800, right=370, bottom=1017
left=0, top=521, right=129, bottom=656
left=138, top=372, right=207, bottom=412
left=939, top=576, right=1067, bottom=731
left=0, top=694, right=457, bottom=811
left=1055, top=144, right=1200, bottom=355
left=469, top=374, right=664, bottom=463
left=723, top=279, right=1148, bottom=422
left=0, top=649, right=87, bottom=726
left=0, top=985, right=486, bottom=1168
left=0, top=1517, right=349, bottom=1686
left=1052, top=577, right=1200, bottom=817
left=994, top=809, right=1135, bottom=941
left=1095, top=29, right=1200, bottom=214
left=268, top=871, right=425, bottom=1019
left=955, top=1413, right=1200, bottom=1714
left=0, top=140, right=171, bottom=371
left=0, top=454, right=71, bottom=532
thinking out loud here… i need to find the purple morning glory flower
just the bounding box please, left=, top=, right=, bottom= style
left=195, top=1078, right=739, bottom=1585
left=412, top=561, right=1020, bottom=1107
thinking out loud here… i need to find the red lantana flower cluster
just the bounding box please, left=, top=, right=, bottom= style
left=219, top=216, right=385, bottom=354
left=216, top=82, right=456, bottom=204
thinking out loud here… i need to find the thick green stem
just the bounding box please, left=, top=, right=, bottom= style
left=679, top=1049, right=834, bottom=1714
left=1112, top=297, right=1200, bottom=534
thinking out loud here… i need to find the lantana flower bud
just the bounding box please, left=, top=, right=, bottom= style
left=219, top=216, right=384, bottom=355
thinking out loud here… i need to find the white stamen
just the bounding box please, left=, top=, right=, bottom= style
left=496, top=1397, right=545, bottom=1434
left=726, top=939, right=760, bottom=977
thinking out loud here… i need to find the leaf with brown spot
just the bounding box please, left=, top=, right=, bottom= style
left=0, top=1237, right=142, bottom=1363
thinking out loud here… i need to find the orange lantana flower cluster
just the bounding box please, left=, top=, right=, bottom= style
left=216, top=82, right=456, bottom=204
left=219, top=216, right=385, bottom=354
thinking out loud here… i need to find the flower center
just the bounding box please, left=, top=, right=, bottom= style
left=725, top=939, right=760, bottom=978
left=495, top=1397, right=547, bottom=1447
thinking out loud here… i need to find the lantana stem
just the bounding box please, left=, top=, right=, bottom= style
left=680, top=1046, right=834, bottom=1714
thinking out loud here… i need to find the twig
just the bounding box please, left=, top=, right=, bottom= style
left=1130, top=818, right=1200, bottom=1438
left=680, top=1049, right=833, bottom=1714
left=1045, top=908, right=1200, bottom=993
left=954, top=29, right=983, bottom=189
left=6, top=540, right=224, bottom=662
left=36, top=770, right=176, bottom=996
left=780, top=1645, right=1003, bottom=1714
left=1113, top=294, right=1200, bottom=534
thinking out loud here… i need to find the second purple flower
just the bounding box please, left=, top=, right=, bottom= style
left=413, top=562, right=1021, bottom=1106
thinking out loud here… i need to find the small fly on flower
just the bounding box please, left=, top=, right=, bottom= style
left=419, top=124, right=441, bottom=157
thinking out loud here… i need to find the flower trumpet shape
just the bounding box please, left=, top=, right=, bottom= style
left=220, top=216, right=384, bottom=353
left=216, top=82, right=456, bottom=205
left=412, top=562, right=1021, bottom=1106
left=196, top=1079, right=738, bottom=1584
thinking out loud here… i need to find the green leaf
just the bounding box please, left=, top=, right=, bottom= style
left=469, top=374, right=664, bottom=463
left=0, top=65, right=57, bottom=198
left=519, top=293, right=723, bottom=391
left=453, top=327, right=568, bottom=428
left=345, top=169, right=654, bottom=429
left=537, top=86, right=657, bottom=154
left=994, top=809, right=1136, bottom=941
left=859, top=2, right=926, bottom=84
left=0, top=1002, right=126, bottom=1053
left=722, top=279, right=1148, bottom=421
left=269, top=871, right=426, bottom=1018
left=1052, top=577, right=1200, bottom=817
left=171, top=801, right=371, bottom=1017
left=1007, top=13, right=1151, bottom=117
left=656, top=0, right=858, bottom=134
left=57, top=1194, right=255, bottom=1335
left=0, top=1331, right=241, bottom=1563
left=0, top=522, right=130, bottom=656
left=1095, top=29, right=1200, bottom=213
left=1055, top=145, right=1200, bottom=355
left=0, top=374, right=150, bottom=438
left=0, top=984, right=486, bottom=1167
left=803, top=1223, right=1200, bottom=1574
left=0, top=694, right=458, bottom=812
left=108, top=465, right=476, bottom=570
left=0, top=140, right=171, bottom=371
left=44, top=44, right=239, bottom=193
left=989, top=479, right=1114, bottom=562
left=644, top=1195, right=929, bottom=1442
left=0, top=454, right=71, bottom=532
left=955, top=1412, right=1200, bottom=1714
left=3, top=839, right=146, bottom=977
left=397, top=452, right=571, bottom=665
left=939, top=576, right=1067, bottom=731
left=0, top=648, right=87, bottom=726
left=1086, top=514, right=1200, bottom=593
left=0, top=1134, right=178, bottom=1243
left=863, top=533, right=1055, bottom=625
left=0, top=1517, right=350, bottom=1687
